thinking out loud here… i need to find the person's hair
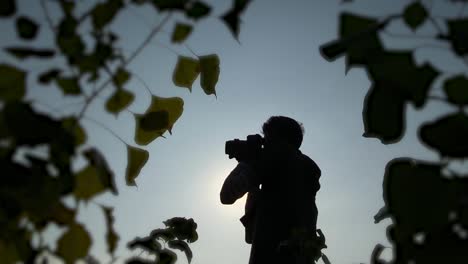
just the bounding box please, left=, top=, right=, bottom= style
left=262, top=116, right=304, bottom=149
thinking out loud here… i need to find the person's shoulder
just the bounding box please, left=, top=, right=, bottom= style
left=298, top=151, right=321, bottom=175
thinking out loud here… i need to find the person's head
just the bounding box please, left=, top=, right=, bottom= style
left=261, top=116, right=304, bottom=149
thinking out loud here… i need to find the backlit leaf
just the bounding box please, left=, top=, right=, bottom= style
left=171, top=23, right=193, bottom=43
left=140, top=111, right=169, bottom=131
left=0, top=0, right=16, bottom=17
left=186, top=1, right=211, bottom=20
left=56, top=77, right=81, bottom=95
left=56, top=223, right=92, bottom=263
left=168, top=240, right=192, bottom=263
left=50, top=202, right=76, bottom=226
left=106, top=89, right=135, bottom=115
left=403, top=2, right=428, bottom=31
left=134, top=96, right=184, bottom=145
left=91, top=0, right=124, bottom=30
left=0, top=64, right=26, bottom=101
left=113, top=67, right=131, bottom=88
left=173, top=56, right=200, bottom=90
left=16, top=16, right=38, bottom=40
left=84, top=148, right=117, bottom=195
left=5, top=47, right=55, bottom=59
left=62, top=117, right=87, bottom=146
left=101, top=206, right=119, bottom=256
left=447, top=19, right=468, bottom=56
left=199, top=54, right=219, bottom=95
left=158, top=249, right=177, bottom=264
left=443, top=75, right=468, bottom=105
left=38, top=69, right=61, bottom=84
left=419, top=113, right=468, bottom=157
left=126, top=145, right=149, bottom=186
left=73, top=165, right=106, bottom=201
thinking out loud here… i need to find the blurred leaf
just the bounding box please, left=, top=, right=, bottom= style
left=157, top=249, right=177, bottom=264
left=56, top=17, right=85, bottom=62
left=0, top=64, right=26, bottom=101
left=152, top=0, right=188, bottom=11
left=363, top=81, right=406, bottom=144
left=101, top=206, right=119, bottom=257
left=62, top=117, right=87, bottom=146
left=403, top=2, right=428, bottom=31
left=56, top=223, right=92, bottom=263
left=126, top=257, right=154, bottom=264
left=373, top=206, right=390, bottom=224
left=171, top=23, right=193, bottom=43
left=84, top=148, right=118, bottom=195
left=140, top=111, right=169, bottom=131
left=419, top=113, right=468, bottom=157
left=73, top=165, right=106, bottom=201
left=127, top=236, right=161, bottom=253
left=0, top=240, right=21, bottom=264
left=220, top=0, right=252, bottom=39
left=126, top=145, right=149, bottom=186
left=150, top=228, right=175, bottom=241
left=186, top=1, right=211, bottom=20
left=163, top=217, right=198, bottom=242
left=91, top=0, right=124, bottom=30
left=173, top=56, right=200, bottom=90
left=168, top=240, right=192, bottom=263
left=38, top=69, right=61, bottom=84
left=106, top=89, right=134, bottom=115
left=134, top=96, right=184, bottom=145
left=371, top=244, right=386, bottom=264
left=199, top=54, right=219, bottom=95
left=443, top=75, right=468, bottom=105
left=113, top=67, right=131, bottom=88
left=56, top=77, right=81, bottom=95
left=50, top=202, right=75, bottom=226
left=5, top=47, right=55, bottom=59
left=0, top=0, right=16, bottom=17
left=16, top=16, right=38, bottom=40
left=447, top=19, right=468, bottom=55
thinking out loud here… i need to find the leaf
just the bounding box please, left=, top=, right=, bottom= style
left=113, top=67, right=131, bottom=88
left=91, top=0, right=124, bottom=30
left=168, top=240, right=192, bottom=263
left=62, top=117, right=87, bottom=146
left=443, top=75, right=468, bottom=105
left=373, top=206, right=390, bottom=224
left=126, top=145, right=149, bottom=186
left=106, top=89, right=135, bottom=115
left=38, top=69, right=61, bottom=84
left=5, top=47, right=55, bottom=59
left=419, top=113, right=468, bottom=157
left=403, top=2, right=428, bottom=31
left=0, top=64, right=26, bottom=101
left=101, top=206, right=119, bottom=257
left=83, top=148, right=118, bottom=195
left=220, top=0, right=252, bottom=39
left=127, top=236, right=161, bottom=253
left=0, top=0, right=16, bottom=17
left=134, top=96, right=184, bottom=145
left=446, top=19, right=468, bottom=56
left=199, top=54, right=220, bottom=95
left=163, top=217, right=198, bottom=242
left=73, top=165, right=106, bottom=201
left=56, top=223, right=92, bottom=263
left=363, top=81, right=406, bottom=144
left=150, top=228, right=175, bottom=241
left=152, top=0, right=188, bottom=11
left=126, top=257, right=155, bottom=264
left=173, top=56, right=200, bottom=90
left=171, top=23, right=193, bottom=43
left=185, top=1, right=211, bottom=20
left=321, top=253, right=331, bottom=264
left=50, top=202, right=76, bottom=226
left=56, top=77, right=81, bottom=95
left=16, top=16, right=38, bottom=40
left=371, top=244, right=385, bottom=264
left=140, top=111, right=169, bottom=131
left=157, top=249, right=177, bottom=264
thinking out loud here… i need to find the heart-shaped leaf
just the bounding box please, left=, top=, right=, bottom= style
left=126, top=145, right=149, bottom=186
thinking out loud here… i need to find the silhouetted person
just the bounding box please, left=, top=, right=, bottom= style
left=221, top=116, right=321, bottom=264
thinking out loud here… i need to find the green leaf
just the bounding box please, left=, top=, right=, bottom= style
left=173, top=56, right=200, bottom=90
left=113, top=67, right=131, bottom=88
left=73, top=165, right=107, bottom=201
left=134, top=96, right=184, bottom=145
left=0, top=0, right=16, bottom=17
left=220, top=0, right=252, bottom=39
left=101, top=206, right=119, bottom=257
left=38, top=69, right=61, bottom=84
left=16, top=16, right=38, bottom=40
left=140, top=111, right=169, bottom=131
left=56, top=77, right=81, bottom=95
left=49, top=202, right=76, bottom=226
left=447, top=19, right=468, bottom=56
left=83, top=148, right=118, bottom=195
left=168, top=240, right=192, bottom=263
left=158, top=249, right=177, bottom=264
left=5, top=47, right=55, bottom=59
left=106, top=89, right=135, bottom=115
left=56, top=223, right=92, bottom=263
left=443, top=75, right=468, bottom=105
left=127, top=236, right=161, bottom=253
left=199, top=54, right=219, bottom=96
left=403, top=2, right=428, bottom=31
left=419, top=113, right=468, bottom=157
left=126, top=145, right=149, bottom=186
left=171, top=23, right=193, bottom=43
left=186, top=1, right=211, bottom=20
left=0, top=64, right=26, bottom=101
left=91, top=0, right=124, bottom=30
left=363, top=81, right=406, bottom=144
left=62, top=117, right=87, bottom=146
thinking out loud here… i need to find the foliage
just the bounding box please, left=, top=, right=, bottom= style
left=321, top=0, right=468, bottom=263
left=0, top=0, right=250, bottom=263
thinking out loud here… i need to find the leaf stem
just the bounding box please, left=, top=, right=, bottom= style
left=82, top=115, right=128, bottom=145
left=40, top=0, right=56, bottom=33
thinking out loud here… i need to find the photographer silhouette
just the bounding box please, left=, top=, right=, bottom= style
left=221, top=116, right=323, bottom=264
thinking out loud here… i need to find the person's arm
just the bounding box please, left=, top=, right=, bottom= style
left=220, top=162, right=258, bottom=204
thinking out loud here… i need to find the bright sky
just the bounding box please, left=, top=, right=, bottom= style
left=2, top=0, right=465, bottom=263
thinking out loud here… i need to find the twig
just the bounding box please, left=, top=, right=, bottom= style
left=382, top=29, right=436, bottom=40
left=131, top=72, right=154, bottom=96
left=40, top=0, right=56, bottom=32
left=82, top=115, right=128, bottom=145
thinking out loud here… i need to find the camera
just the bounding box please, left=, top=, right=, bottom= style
left=225, top=134, right=264, bottom=162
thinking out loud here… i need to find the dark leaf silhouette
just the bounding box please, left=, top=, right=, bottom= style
left=446, top=19, right=468, bottom=55
left=171, top=23, right=193, bottom=43
left=157, top=249, right=177, bottom=264
left=152, top=0, right=188, bottom=11
left=186, top=1, right=211, bottom=20
left=5, top=47, right=55, bottom=59
left=62, top=117, right=87, bottom=146
left=84, top=148, right=118, bottom=195
left=38, top=69, right=61, bottom=84
left=443, top=75, right=468, bottom=105
left=56, top=224, right=92, bottom=263
left=16, top=16, right=38, bottom=40
left=126, top=257, right=154, bottom=264
left=173, top=56, right=200, bottom=90
left=112, top=67, right=131, bottom=88
left=163, top=217, right=198, bottom=242
left=0, top=64, right=26, bottom=101
left=56, top=77, right=82, bottom=95
left=199, top=54, right=220, bottom=95
left=73, top=165, right=108, bottom=201
left=221, top=0, right=252, bottom=39
left=91, top=0, right=124, bottom=30
left=140, top=111, right=170, bottom=131
left=0, top=0, right=16, bottom=17
left=127, top=236, right=161, bottom=253
left=168, top=240, right=192, bottom=263
left=106, top=88, right=135, bottom=115
left=150, top=228, right=175, bottom=241
left=126, top=145, right=149, bottom=186
left=403, top=2, right=428, bottom=31
left=101, top=206, right=119, bottom=256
